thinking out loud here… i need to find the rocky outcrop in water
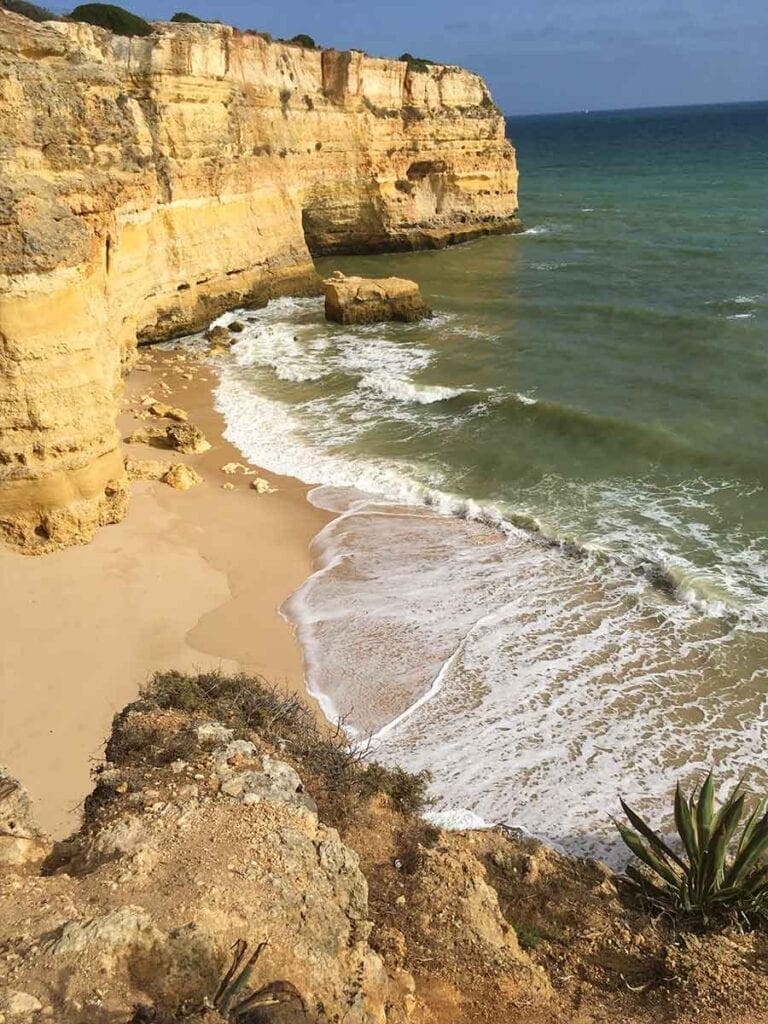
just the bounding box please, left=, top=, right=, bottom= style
left=323, top=272, right=432, bottom=324
left=0, top=11, right=520, bottom=552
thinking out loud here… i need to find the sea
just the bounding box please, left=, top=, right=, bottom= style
left=211, top=101, right=768, bottom=861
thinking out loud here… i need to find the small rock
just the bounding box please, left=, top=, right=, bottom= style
left=221, top=462, right=254, bottom=475
left=251, top=477, right=275, bottom=494
left=4, top=991, right=42, bottom=1017
left=228, top=320, right=245, bottom=333
left=166, top=423, right=211, bottom=454
left=194, top=722, right=234, bottom=745
left=0, top=769, right=52, bottom=872
left=222, top=482, right=235, bottom=490
left=163, top=464, right=202, bottom=490
left=205, top=325, right=232, bottom=346
left=149, top=402, right=188, bottom=422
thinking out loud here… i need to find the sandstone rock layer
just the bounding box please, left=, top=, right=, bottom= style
left=0, top=12, right=520, bottom=551
left=323, top=272, right=432, bottom=324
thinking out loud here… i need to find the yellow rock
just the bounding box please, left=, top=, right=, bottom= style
left=162, top=464, right=203, bottom=490
left=165, top=423, right=211, bottom=454
left=251, top=477, right=276, bottom=494
left=323, top=272, right=431, bottom=324
left=148, top=402, right=188, bottom=422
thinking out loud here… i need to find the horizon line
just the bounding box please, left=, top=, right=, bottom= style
left=504, top=97, right=768, bottom=119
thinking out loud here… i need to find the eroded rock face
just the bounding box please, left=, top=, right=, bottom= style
left=0, top=12, right=519, bottom=552
left=323, top=273, right=431, bottom=324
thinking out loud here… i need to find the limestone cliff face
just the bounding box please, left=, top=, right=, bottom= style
left=0, top=11, right=520, bottom=551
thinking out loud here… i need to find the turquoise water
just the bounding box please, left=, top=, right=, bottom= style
left=213, top=102, right=768, bottom=856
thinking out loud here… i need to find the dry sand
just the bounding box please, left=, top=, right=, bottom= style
left=0, top=346, right=331, bottom=837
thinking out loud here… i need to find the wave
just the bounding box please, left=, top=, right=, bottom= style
left=215, top=363, right=768, bottom=627
left=359, top=372, right=467, bottom=405
left=287, top=480, right=768, bottom=864
left=205, top=298, right=768, bottom=861
left=205, top=298, right=768, bottom=629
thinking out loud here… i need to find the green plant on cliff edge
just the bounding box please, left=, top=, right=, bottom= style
left=170, top=10, right=202, bottom=22
left=139, top=670, right=431, bottom=819
left=68, top=2, right=152, bottom=36
left=616, top=772, right=768, bottom=928
left=399, top=51, right=434, bottom=73
left=290, top=32, right=316, bottom=48
left=0, top=0, right=60, bottom=22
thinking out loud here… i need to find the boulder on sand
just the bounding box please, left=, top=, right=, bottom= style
left=322, top=271, right=431, bottom=325
left=162, top=464, right=202, bottom=490
left=165, top=423, right=211, bottom=455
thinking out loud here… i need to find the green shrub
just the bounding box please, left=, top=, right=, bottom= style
left=170, top=10, right=201, bottom=22
left=399, top=51, right=434, bottom=73
left=142, top=670, right=431, bottom=819
left=616, top=772, right=768, bottom=928
left=0, top=0, right=59, bottom=21
left=290, top=32, right=316, bottom=48
left=514, top=921, right=561, bottom=950
left=278, top=87, right=292, bottom=112
left=68, top=2, right=152, bottom=36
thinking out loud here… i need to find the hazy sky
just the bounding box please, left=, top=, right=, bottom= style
left=87, top=0, right=768, bottom=114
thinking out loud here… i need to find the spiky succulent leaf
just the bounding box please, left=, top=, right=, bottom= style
left=737, top=798, right=768, bottom=857
left=616, top=824, right=682, bottom=888
left=620, top=798, right=687, bottom=871
left=726, top=816, right=768, bottom=887
left=674, top=783, right=698, bottom=862
left=696, top=771, right=715, bottom=850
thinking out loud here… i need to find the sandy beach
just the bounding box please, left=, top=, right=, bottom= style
left=0, top=344, right=330, bottom=837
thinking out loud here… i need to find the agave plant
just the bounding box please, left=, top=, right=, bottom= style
left=616, top=772, right=768, bottom=927
left=213, top=939, right=306, bottom=1021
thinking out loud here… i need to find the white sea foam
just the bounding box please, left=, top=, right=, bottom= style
left=360, top=373, right=466, bottom=405
left=209, top=297, right=768, bottom=861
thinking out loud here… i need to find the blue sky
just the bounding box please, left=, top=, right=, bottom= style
left=72, top=0, right=768, bottom=114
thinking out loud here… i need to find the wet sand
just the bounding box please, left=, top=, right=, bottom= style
left=0, top=345, right=331, bottom=837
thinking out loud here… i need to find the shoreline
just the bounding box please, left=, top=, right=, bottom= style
left=0, top=343, right=332, bottom=837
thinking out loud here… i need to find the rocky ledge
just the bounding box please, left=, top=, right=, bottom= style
left=1, top=670, right=766, bottom=1024
left=0, top=11, right=520, bottom=553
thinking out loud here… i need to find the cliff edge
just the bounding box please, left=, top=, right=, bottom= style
left=2, top=670, right=766, bottom=1024
left=0, top=11, right=520, bottom=552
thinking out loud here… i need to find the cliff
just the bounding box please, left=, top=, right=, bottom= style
left=0, top=11, right=520, bottom=552
left=2, top=670, right=766, bottom=1024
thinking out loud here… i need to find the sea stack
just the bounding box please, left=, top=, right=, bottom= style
left=323, top=272, right=432, bottom=324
